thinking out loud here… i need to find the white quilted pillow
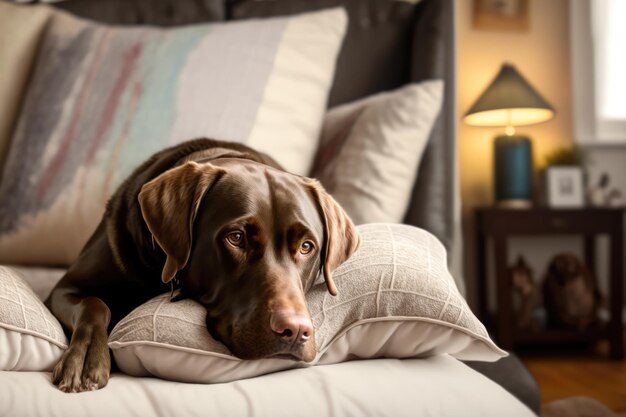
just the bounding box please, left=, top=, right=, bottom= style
left=109, top=224, right=506, bottom=384
left=0, top=266, right=67, bottom=371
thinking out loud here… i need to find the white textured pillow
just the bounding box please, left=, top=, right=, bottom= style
left=109, top=224, right=505, bottom=384
left=0, top=5, right=347, bottom=266
left=312, top=81, right=444, bottom=224
left=0, top=266, right=67, bottom=371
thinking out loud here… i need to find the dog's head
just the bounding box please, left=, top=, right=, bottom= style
left=138, top=159, right=360, bottom=362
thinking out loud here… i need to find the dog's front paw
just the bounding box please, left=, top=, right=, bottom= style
left=52, top=346, right=85, bottom=392
left=81, top=341, right=111, bottom=391
left=52, top=328, right=110, bottom=393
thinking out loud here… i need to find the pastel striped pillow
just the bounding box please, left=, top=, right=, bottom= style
left=0, top=5, right=347, bottom=265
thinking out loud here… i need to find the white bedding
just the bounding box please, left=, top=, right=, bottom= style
left=2, top=266, right=534, bottom=417
left=0, top=356, right=533, bottom=417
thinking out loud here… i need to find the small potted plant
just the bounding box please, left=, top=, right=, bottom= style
left=543, top=146, right=586, bottom=208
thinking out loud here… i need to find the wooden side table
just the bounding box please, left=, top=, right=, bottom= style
left=475, top=207, right=625, bottom=359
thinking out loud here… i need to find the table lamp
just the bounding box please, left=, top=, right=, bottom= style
left=464, top=63, right=555, bottom=208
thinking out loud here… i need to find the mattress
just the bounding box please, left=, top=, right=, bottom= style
left=0, top=355, right=533, bottom=417
left=2, top=266, right=534, bottom=417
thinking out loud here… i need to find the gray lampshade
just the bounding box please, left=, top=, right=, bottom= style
left=464, top=63, right=555, bottom=127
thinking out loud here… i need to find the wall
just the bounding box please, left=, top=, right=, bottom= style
left=456, top=0, right=626, bottom=309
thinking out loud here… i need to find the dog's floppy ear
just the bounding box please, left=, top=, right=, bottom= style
left=138, top=161, right=225, bottom=284
left=305, top=179, right=360, bottom=296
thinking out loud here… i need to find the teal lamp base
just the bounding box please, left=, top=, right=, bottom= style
left=494, top=135, right=533, bottom=207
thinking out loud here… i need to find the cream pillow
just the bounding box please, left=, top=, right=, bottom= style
left=0, top=266, right=68, bottom=371
left=312, top=81, right=444, bottom=224
left=109, top=223, right=505, bottom=384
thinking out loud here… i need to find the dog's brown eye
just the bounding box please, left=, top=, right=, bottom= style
left=225, top=232, right=244, bottom=247
left=300, top=241, right=314, bottom=255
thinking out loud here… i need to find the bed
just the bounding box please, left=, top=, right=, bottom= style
left=0, top=0, right=540, bottom=415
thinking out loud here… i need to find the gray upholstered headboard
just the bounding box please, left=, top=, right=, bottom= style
left=53, top=0, right=462, bottom=291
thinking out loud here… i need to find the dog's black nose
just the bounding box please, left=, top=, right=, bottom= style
left=270, top=311, right=313, bottom=345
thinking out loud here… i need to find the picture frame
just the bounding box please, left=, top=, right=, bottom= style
left=472, top=0, right=530, bottom=32
left=545, top=167, right=585, bottom=208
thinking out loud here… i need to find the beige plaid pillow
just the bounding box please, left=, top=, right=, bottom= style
left=0, top=266, right=68, bottom=371
left=109, top=224, right=505, bottom=383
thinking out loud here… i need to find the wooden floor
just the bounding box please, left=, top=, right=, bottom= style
left=522, top=333, right=626, bottom=412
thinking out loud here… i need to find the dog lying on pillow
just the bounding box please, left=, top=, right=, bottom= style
left=45, top=138, right=360, bottom=392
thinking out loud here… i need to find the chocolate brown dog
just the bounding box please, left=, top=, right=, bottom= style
left=45, top=138, right=360, bottom=393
